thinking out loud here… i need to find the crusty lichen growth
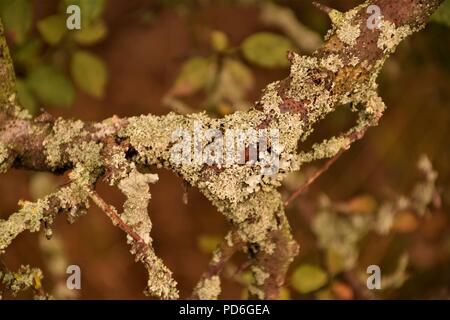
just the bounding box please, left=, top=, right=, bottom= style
left=118, top=167, right=157, bottom=244
left=194, top=275, right=221, bottom=300
left=43, top=119, right=87, bottom=167
left=329, top=7, right=362, bottom=46
left=377, top=18, right=413, bottom=54
left=0, top=265, right=48, bottom=299
left=0, top=142, right=8, bottom=173
left=107, top=162, right=179, bottom=299
left=0, top=198, right=49, bottom=253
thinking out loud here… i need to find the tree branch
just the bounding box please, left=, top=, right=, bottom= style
left=0, top=0, right=444, bottom=299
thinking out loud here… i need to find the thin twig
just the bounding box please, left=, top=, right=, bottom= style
left=284, top=149, right=344, bottom=207
left=88, top=189, right=149, bottom=253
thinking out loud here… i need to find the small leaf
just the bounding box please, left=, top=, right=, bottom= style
left=393, top=210, right=419, bottom=233
left=0, top=0, right=32, bottom=44
left=37, top=14, right=67, bottom=45
left=12, top=38, right=42, bottom=68
left=27, top=65, right=75, bottom=107
left=342, top=194, right=377, bottom=215
left=291, top=264, right=328, bottom=294
left=210, top=30, right=228, bottom=52
left=241, top=32, right=293, bottom=68
left=197, top=235, right=221, bottom=253
left=325, top=248, right=345, bottom=275
left=279, top=287, right=291, bottom=300
left=71, top=50, right=108, bottom=98
left=29, top=173, right=58, bottom=200
left=331, top=281, right=354, bottom=300
left=170, top=57, right=215, bottom=96
left=16, top=79, right=37, bottom=114
left=431, top=0, right=450, bottom=28
left=224, top=58, right=254, bottom=91
left=73, top=20, right=107, bottom=45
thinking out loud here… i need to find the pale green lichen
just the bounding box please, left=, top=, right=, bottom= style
left=251, top=266, right=270, bottom=286
left=298, top=136, right=350, bottom=165
left=44, top=119, right=87, bottom=167
left=329, top=7, right=361, bottom=46
left=0, top=142, right=8, bottom=173
left=377, top=19, right=413, bottom=54
left=312, top=195, right=373, bottom=271
left=67, top=141, right=103, bottom=177
left=320, top=54, right=344, bottom=73
left=195, top=275, right=221, bottom=300
left=0, top=198, right=49, bottom=253
left=118, top=167, right=158, bottom=244
left=0, top=265, right=47, bottom=299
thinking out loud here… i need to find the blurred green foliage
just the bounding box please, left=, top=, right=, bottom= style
left=431, top=0, right=450, bottom=28
left=0, top=0, right=109, bottom=114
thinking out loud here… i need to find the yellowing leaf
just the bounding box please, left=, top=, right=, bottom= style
left=279, top=287, right=291, bottom=300
left=27, top=65, right=75, bottom=107
left=431, top=0, right=450, bottom=28
left=197, top=235, right=221, bottom=253
left=211, top=30, right=228, bottom=52
left=37, top=14, right=67, bottom=45
left=291, top=264, right=328, bottom=294
left=73, top=20, right=107, bottom=45
left=224, top=58, right=254, bottom=91
left=71, top=51, right=108, bottom=98
left=0, top=0, right=32, bottom=44
left=343, top=195, right=377, bottom=215
left=241, top=32, right=293, bottom=68
left=393, top=210, right=419, bottom=233
left=331, top=281, right=354, bottom=300
left=170, top=57, right=215, bottom=96
left=326, top=248, right=345, bottom=275
left=16, top=79, right=37, bottom=114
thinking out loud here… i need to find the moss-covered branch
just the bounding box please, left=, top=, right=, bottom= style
left=0, top=0, right=444, bottom=300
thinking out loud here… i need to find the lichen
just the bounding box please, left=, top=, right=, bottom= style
left=0, top=142, right=8, bottom=173
left=329, top=8, right=361, bottom=46
left=0, top=265, right=47, bottom=299
left=118, top=166, right=158, bottom=244
left=377, top=19, right=413, bottom=54
left=251, top=266, right=270, bottom=286
left=0, top=198, right=49, bottom=253
left=43, top=119, right=87, bottom=167
left=195, top=275, right=221, bottom=300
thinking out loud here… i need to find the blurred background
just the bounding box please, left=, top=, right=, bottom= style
left=1, top=0, right=450, bottom=299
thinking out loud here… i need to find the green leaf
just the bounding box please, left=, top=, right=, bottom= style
left=12, top=38, right=42, bottom=69
left=27, top=65, right=75, bottom=107
left=0, top=0, right=32, bottom=44
left=431, top=0, right=450, bottom=28
left=224, top=58, right=254, bottom=91
left=241, top=32, right=293, bottom=68
left=291, top=264, right=328, bottom=294
left=73, top=20, right=107, bottom=45
left=197, top=235, right=221, bottom=253
left=64, top=0, right=105, bottom=27
left=170, top=57, right=215, bottom=96
left=16, top=79, right=37, bottom=114
left=71, top=50, right=108, bottom=98
left=37, top=14, right=67, bottom=45
left=210, top=30, right=228, bottom=52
